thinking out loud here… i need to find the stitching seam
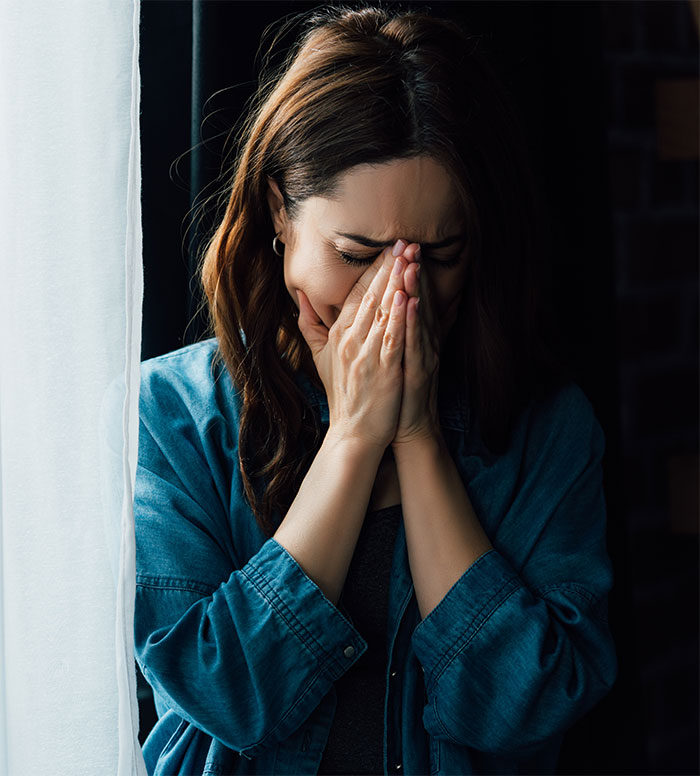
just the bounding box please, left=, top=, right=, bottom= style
left=136, top=575, right=217, bottom=595
left=240, top=563, right=342, bottom=675
left=427, top=577, right=521, bottom=690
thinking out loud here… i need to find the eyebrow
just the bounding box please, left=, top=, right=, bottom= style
left=334, top=231, right=467, bottom=250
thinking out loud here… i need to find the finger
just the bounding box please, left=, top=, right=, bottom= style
left=349, top=240, right=406, bottom=339
left=363, top=286, right=394, bottom=357
left=402, top=255, right=423, bottom=362
left=378, top=254, right=408, bottom=313
left=404, top=260, right=421, bottom=299
left=416, top=277, right=441, bottom=358
left=402, top=242, right=421, bottom=265
left=380, top=289, right=407, bottom=366
left=405, top=296, right=420, bottom=370
left=335, top=240, right=405, bottom=330
left=401, top=243, right=421, bottom=299
left=296, top=289, right=329, bottom=356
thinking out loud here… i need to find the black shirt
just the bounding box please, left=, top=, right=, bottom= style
left=317, top=504, right=402, bottom=775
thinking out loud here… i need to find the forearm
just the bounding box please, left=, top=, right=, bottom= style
left=412, top=558, right=618, bottom=753
left=273, top=430, right=385, bottom=605
left=393, top=433, right=493, bottom=619
left=135, top=539, right=367, bottom=754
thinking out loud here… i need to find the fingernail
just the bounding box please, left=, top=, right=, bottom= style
left=392, top=239, right=407, bottom=257
left=392, top=257, right=404, bottom=276
left=415, top=263, right=421, bottom=278
left=394, top=290, right=405, bottom=307
left=414, top=246, right=422, bottom=261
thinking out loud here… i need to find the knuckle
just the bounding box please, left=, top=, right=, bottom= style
left=382, top=331, right=397, bottom=351
left=363, top=290, right=378, bottom=310
left=375, top=306, right=388, bottom=327
left=338, top=338, right=353, bottom=361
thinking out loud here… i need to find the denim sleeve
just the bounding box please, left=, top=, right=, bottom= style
left=133, top=363, right=366, bottom=757
left=411, top=385, right=617, bottom=757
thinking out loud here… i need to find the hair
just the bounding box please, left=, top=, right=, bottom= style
left=201, top=4, right=571, bottom=537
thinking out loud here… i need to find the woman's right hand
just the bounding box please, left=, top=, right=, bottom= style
left=296, top=240, right=410, bottom=450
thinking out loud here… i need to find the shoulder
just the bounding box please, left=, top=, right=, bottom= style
left=531, top=381, right=602, bottom=440
left=518, top=381, right=605, bottom=469
left=471, top=380, right=604, bottom=465
left=139, top=338, right=240, bottom=430
left=140, top=337, right=222, bottom=395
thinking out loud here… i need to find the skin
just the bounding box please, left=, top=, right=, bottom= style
left=270, top=155, right=469, bottom=342
left=268, top=155, right=492, bottom=618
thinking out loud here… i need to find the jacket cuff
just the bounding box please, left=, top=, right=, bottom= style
left=242, top=538, right=367, bottom=680
left=411, top=549, right=522, bottom=691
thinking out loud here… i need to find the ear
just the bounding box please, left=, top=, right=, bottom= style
left=266, top=177, right=289, bottom=239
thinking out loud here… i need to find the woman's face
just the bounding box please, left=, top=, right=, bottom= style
left=268, top=155, right=469, bottom=343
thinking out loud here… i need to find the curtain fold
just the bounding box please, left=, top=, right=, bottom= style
left=0, top=1, right=146, bottom=773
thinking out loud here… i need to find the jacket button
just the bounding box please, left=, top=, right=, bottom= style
left=395, top=764, right=402, bottom=771
left=343, top=645, right=355, bottom=658
left=390, top=670, right=397, bottom=677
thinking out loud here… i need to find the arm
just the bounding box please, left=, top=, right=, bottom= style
left=133, top=373, right=368, bottom=758
left=391, top=248, right=616, bottom=756
left=392, top=431, right=492, bottom=619
left=273, top=241, right=412, bottom=602
left=389, top=245, right=492, bottom=619
left=136, top=244, right=411, bottom=755
left=406, top=387, right=617, bottom=756
left=273, top=430, right=383, bottom=605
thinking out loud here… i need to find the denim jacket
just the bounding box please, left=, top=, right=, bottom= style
left=134, top=338, right=617, bottom=775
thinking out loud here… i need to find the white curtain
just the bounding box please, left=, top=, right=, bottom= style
left=0, top=2, right=147, bottom=774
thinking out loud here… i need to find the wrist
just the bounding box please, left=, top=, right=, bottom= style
left=323, top=426, right=388, bottom=462
left=391, top=426, right=444, bottom=463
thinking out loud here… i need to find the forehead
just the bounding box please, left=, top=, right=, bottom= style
left=306, top=156, right=464, bottom=241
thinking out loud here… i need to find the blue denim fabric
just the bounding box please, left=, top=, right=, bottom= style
left=134, top=339, right=617, bottom=775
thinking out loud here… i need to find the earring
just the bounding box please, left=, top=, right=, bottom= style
left=272, top=234, right=285, bottom=257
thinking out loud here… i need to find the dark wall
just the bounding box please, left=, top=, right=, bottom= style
left=139, top=2, right=699, bottom=773
left=140, top=0, right=615, bottom=392
left=599, top=2, right=699, bottom=773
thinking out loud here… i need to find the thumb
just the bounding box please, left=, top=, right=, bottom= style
left=296, top=289, right=328, bottom=356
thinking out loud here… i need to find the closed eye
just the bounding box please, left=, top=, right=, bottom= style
left=337, top=250, right=462, bottom=269
left=337, top=250, right=379, bottom=267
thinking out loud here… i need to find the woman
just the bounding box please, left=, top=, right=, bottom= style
left=134, top=6, right=617, bottom=775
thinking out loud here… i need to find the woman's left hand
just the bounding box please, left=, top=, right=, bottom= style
left=391, top=243, right=441, bottom=449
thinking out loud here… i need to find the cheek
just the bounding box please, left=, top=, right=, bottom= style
left=284, top=250, right=357, bottom=310
left=432, top=270, right=465, bottom=315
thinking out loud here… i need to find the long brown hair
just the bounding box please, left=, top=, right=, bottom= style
left=201, top=5, right=570, bottom=537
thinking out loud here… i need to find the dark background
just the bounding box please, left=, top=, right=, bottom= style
left=139, top=1, right=699, bottom=773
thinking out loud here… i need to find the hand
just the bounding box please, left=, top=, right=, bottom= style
left=392, top=243, right=441, bottom=449
left=296, top=241, right=410, bottom=450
